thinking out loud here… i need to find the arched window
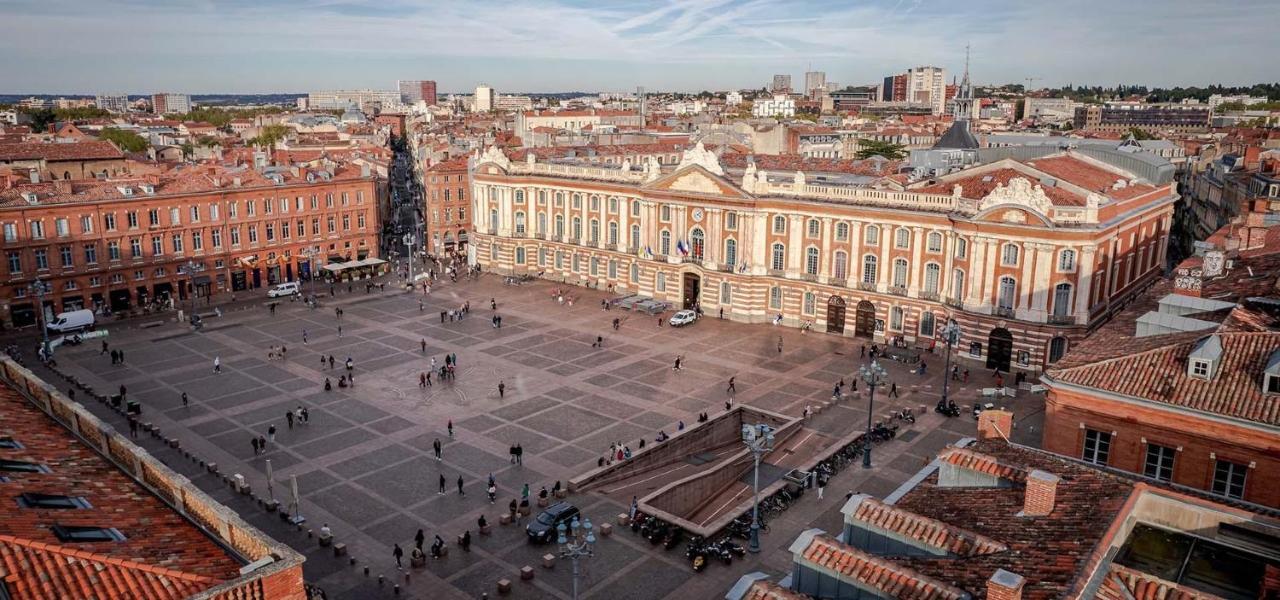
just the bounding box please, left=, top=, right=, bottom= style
left=554, top=214, right=564, bottom=237
left=660, top=230, right=671, bottom=256
left=514, top=211, right=526, bottom=234
left=589, top=219, right=599, bottom=243
left=773, top=216, right=786, bottom=234
left=572, top=193, right=582, bottom=209
left=807, top=219, right=820, bottom=237
left=1002, top=243, right=1020, bottom=266
left=864, top=225, right=880, bottom=245
left=805, top=247, right=819, bottom=275
left=537, top=212, right=546, bottom=235
left=890, top=306, right=904, bottom=330
left=690, top=228, right=705, bottom=260
left=771, top=243, right=785, bottom=271
left=720, top=281, right=732, bottom=304
left=924, top=263, right=940, bottom=293
left=608, top=196, right=618, bottom=213
left=608, top=221, right=619, bottom=245
left=769, top=286, right=782, bottom=309
left=998, top=276, right=1017, bottom=309
left=1059, top=249, right=1077, bottom=271
left=725, top=238, right=737, bottom=268
left=1048, top=336, right=1068, bottom=364
left=834, top=251, right=848, bottom=280
left=1053, top=283, right=1073, bottom=317
left=952, top=269, right=966, bottom=298
left=893, top=258, right=909, bottom=287
left=927, top=232, right=943, bottom=252
left=589, top=195, right=599, bottom=211
left=656, top=272, right=666, bottom=292
left=572, top=217, right=582, bottom=241
left=515, top=246, right=526, bottom=264
left=862, top=255, right=878, bottom=283
left=537, top=190, right=547, bottom=204
left=835, top=222, right=849, bottom=241
left=630, top=224, right=640, bottom=250
left=555, top=191, right=564, bottom=207
left=919, top=311, right=935, bottom=337
left=895, top=228, right=910, bottom=248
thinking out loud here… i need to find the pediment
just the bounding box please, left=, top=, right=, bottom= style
left=644, top=164, right=752, bottom=199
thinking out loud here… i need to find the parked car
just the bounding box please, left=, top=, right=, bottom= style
left=527, top=502, right=580, bottom=543
left=46, top=309, right=95, bottom=334
left=267, top=282, right=301, bottom=298
left=669, top=309, right=698, bottom=327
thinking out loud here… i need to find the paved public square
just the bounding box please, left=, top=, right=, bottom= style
left=39, top=272, right=1045, bottom=600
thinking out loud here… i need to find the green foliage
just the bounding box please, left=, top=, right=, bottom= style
left=98, top=127, right=149, bottom=152
left=1127, top=127, right=1157, bottom=140
left=54, top=106, right=110, bottom=120
left=855, top=140, right=906, bottom=160
left=173, top=106, right=287, bottom=127
left=249, top=124, right=290, bottom=150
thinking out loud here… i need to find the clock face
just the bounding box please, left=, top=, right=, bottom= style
left=691, top=209, right=704, bottom=222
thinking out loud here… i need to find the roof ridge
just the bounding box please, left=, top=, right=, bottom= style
left=0, top=534, right=221, bottom=584
left=1048, top=334, right=1202, bottom=375
left=800, top=534, right=969, bottom=600
left=1107, top=563, right=1227, bottom=600
left=852, top=497, right=1009, bottom=556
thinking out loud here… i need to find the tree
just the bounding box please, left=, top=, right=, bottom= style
left=179, top=141, right=194, bottom=161
left=250, top=124, right=290, bottom=153
left=98, top=127, right=148, bottom=152
left=1127, top=127, right=1156, bottom=141
left=855, top=140, right=906, bottom=160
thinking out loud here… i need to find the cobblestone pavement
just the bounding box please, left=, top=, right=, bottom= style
left=40, top=273, right=1044, bottom=600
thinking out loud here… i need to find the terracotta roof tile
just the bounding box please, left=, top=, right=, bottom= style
left=849, top=497, right=1008, bottom=556
left=0, top=140, right=125, bottom=162
left=916, top=167, right=1087, bottom=207
left=1099, top=564, right=1225, bottom=600
left=0, top=535, right=217, bottom=600
left=799, top=534, right=969, bottom=600
left=742, top=580, right=809, bottom=600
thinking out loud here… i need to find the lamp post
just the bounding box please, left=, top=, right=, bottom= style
left=403, top=233, right=415, bottom=286
left=741, top=423, right=776, bottom=554
left=859, top=360, right=888, bottom=469
left=300, top=247, right=319, bottom=294
left=29, top=279, right=52, bottom=359
left=556, top=516, right=596, bottom=600
left=939, top=319, right=961, bottom=408
left=182, top=259, right=199, bottom=319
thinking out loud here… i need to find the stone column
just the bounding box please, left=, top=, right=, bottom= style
left=979, top=238, right=997, bottom=308
left=1017, top=242, right=1035, bottom=314
left=878, top=224, right=891, bottom=291
left=908, top=226, right=924, bottom=294
left=617, top=198, right=630, bottom=253
left=787, top=215, right=803, bottom=273
left=820, top=217, right=834, bottom=279
left=1075, top=246, right=1097, bottom=323
left=942, top=232, right=956, bottom=300
left=1029, top=243, right=1054, bottom=318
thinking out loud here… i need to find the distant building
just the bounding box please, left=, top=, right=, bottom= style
left=94, top=94, right=130, bottom=114
left=905, top=66, right=947, bottom=115
left=307, top=89, right=400, bottom=111
left=1207, top=94, right=1269, bottom=111
left=150, top=93, right=191, bottom=115
left=752, top=95, right=796, bottom=118
left=881, top=73, right=907, bottom=102
left=1023, top=97, right=1079, bottom=123
left=803, top=71, right=826, bottom=95
left=494, top=94, right=533, bottom=112
left=771, top=74, right=792, bottom=93
left=725, top=91, right=743, bottom=107
left=829, top=88, right=876, bottom=112
left=422, top=156, right=470, bottom=253
left=398, top=80, right=438, bottom=106
left=474, top=85, right=494, bottom=112
left=1074, top=103, right=1211, bottom=134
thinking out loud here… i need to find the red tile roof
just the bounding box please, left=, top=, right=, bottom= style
left=742, top=580, right=809, bottom=600
left=800, top=534, right=969, bottom=600
left=916, top=167, right=1087, bottom=207
left=849, top=497, right=1008, bottom=556
left=720, top=153, right=900, bottom=177
left=0, top=382, right=243, bottom=597
left=0, top=141, right=125, bottom=162
left=1097, top=564, right=1223, bottom=600
left=1025, top=155, right=1156, bottom=200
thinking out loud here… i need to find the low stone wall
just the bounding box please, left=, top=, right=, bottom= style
left=0, top=357, right=308, bottom=600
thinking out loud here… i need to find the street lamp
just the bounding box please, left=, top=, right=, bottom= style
left=181, top=259, right=199, bottom=320
left=403, top=233, right=415, bottom=287
left=556, top=516, right=596, bottom=600
left=939, top=320, right=962, bottom=408
left=300, top=246, right=319, bottom=294
left=859, top=360, right=888, bottom=469
left=741, top=423, right=776, bottom=554
left=29, top=278, right=52, bottom=359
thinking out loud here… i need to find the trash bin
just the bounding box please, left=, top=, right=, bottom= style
left=784, top=469, right=812, bottom=489
left=110, top=394, right=123, bottom=408
left=126, top=401, right=141, bottom=415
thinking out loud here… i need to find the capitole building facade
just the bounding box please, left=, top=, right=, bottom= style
left=469, top=143, right=1177, bottom=372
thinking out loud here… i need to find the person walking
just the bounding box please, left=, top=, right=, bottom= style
left=727, top=377, right=736, bottom=396
left=101, top=340, right=109, bottom=355
left=128, top=416, right=139, bottom=438
left=421, top=339, right=427, bottom=353
left=456, top=475, right=465, bottom=496
left=817, top=475, right=826, bottom=500
left=286, top=410, right=294, bottom=428
left=257, top=435, right=267, bottom=453
left=419, top=372, right=427, bottom=388
left=447, top=420, right=454, bottom=438
left=302, top=329, right=308, bottom=344
left=777, top=335, right=784, bottom=354
left=415, top=529, right=426, bottom=550
left=514, top=443, right=523, bottom=465
left=889, top=382, right=899, bottom=398
left=181, top=392, right=189, bottom=407
left=213, top=356, right=221, bottom=374
left=498, top=381, right=505, bottom=399
left=251, top=436, right=260, bottom=455
left=393, top=544, right=404, bottom=568
left=268, top=424, right=277, bottom=442
left=438, top=473, right=446, bottom=495
left=328, top=355, right=335, bottom=369
left=433, top=438, right=442, bottom=461
left=673, top=355, right=683, bottom=371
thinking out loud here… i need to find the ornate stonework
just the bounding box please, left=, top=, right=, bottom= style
left=676, top=142, right=724, bottom=176
left=979, top=177, right=1052, bottom=215
left=479, top=146, right=510, bottom=170
left=668, top=171, right=726, bottom=195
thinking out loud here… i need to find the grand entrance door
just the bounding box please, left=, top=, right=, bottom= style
left=987, top=328, right=1013, bottom=372
left=826, top=296, right=847, bottom=334
left=682, top=272, right=701, bottom=310
left=854, top=301, right=876, bottom=338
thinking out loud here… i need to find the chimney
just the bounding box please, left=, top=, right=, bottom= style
left=987, top=569, right=1025, bottom=600
left=1023, top=469, right=1059, bottom=517
left=29, top=169, right=40, bottom=184
left=977, top=410, right=1012, bottom=441
left=1248, top=226, right=1267, bottom=250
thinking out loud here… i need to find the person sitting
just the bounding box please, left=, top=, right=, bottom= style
left=656, top=430, right=668, bottom=443
left=551, top=481, right=561, bottom=495
left=538, top=486, right=548, bottom=499
left=324, top=378, right=332, bottom=391
left=509, top=498, right=518, bottom=517
left=623, top=446, right=632, bottom=460
left=430, top=535, right=444, bottom=558
left=410, top=546, right=426, bottom=566
left=477, top=515, right=488, bottom=529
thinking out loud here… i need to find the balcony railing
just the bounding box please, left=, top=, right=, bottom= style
left=918, top=291, right=940, bottom=302
left=718, top=264, right=735, bottom=273
left=800, top=273, right=819, bottom=282
left=888, top=285, right=908, bottom=297
left=829, top=277, right=848, bottom=288
left=1047, top=314, right=1076, bottom=325
left=768, top=269, right=786, bottom=277
left=604, top=244, right=617, bottom=251
left=857, top=281, right=876, bottom=292
left=943, top=296, right=964, bottom=308
left=533, top=233, right=546, bottom=240
left=995, top=306, right=1016, bottom=318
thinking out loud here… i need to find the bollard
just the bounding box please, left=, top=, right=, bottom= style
left=363, top=567, right=370, bottom=576
left=378, top=575, right=384, bottom=586
left=394, top=585, right=400, bottom=595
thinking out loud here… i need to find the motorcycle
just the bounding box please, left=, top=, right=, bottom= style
left=894, top=407, right=916, bottom=424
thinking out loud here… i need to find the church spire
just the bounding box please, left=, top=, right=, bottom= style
left=953, top=43, right=974, bottom=120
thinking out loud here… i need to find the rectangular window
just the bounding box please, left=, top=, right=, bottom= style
left=1082, top=428, right=1111, bottom=466
left=29, top=220, right=44, bottom=239
left=107, top=241, right=120, bottom=261
left=210, top=204, right=220, bottom=220
left=18, top=493, right=91, bottom=509
left=190, top=206, right=200, bottom=222
left=341, top=192, right=349, bottom=206
left=725, top=212, right=737, bottom=230
left=263, top=198, right=273, bottom=214
left=34, top=249, right=48, bottom=270
left=297, top=221, right=305, bottom=237
left=171, top=233, right=183, bottom=253
left=191, top=231, right=203, bottom=251
left=151, top=236, right=163, bottom=256
left=83, top=244, right=97, bottom=264
left=211, top=229, right=222, bottom=248
left=229, top=202, right=238, bottom=218
left=55, top=218, right=70, bottom=237
left=105, top=213, right=117, bottom=231
left=246, top=201, right=256, bottom=217
left=265, top=224, right=275, bottom=241
left=660, top=205, right=670, bottom=222
left=51, top=525, right=125, bottom=543
left=0, top=436, right=21, bottom=449
left=147, top=209, right=159, bottom=226
left=59, top=246, right=72, bottom=267
left=6, top=252, right=20, bottom=274
left=1212, top=459, right=1247, bottom=500
left=170, top=207, right=180, bottom=225
left=1143, top=444, right=1175, bottom=482
left=248, top=227, right=258, bottom=243
left=3, top=223, right=17, bottom=242
left=80, top=216, right=93, bottom=234
left=230, top=228, right=240, bottom=245
left=0, top=458, right=49, bottom=473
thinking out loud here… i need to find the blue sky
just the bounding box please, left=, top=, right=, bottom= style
left=2, top=0, right=1277, bottom=94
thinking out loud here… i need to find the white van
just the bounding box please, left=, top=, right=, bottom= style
left=267, top=281, right=301, bottom=298
left=46, top=309, right=95, bottom=333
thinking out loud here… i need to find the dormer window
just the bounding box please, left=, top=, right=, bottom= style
left=1190, top=359, right=1211, bottom=379
left=1187, top=335, right=1223, bottom=381
left=1263, top=349, right=1280, bottom=394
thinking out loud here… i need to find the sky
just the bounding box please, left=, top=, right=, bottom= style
left=2, top=0, right=1278, bottom=94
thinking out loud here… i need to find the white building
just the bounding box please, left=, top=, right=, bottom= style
left=771, top=74, right=792, bottom=93
left=804, top=71, right=826, bottom=94
left=671, top=100, right=706, bottom=115
left=726, top=91, right=743, bottom=107
left=308, top=90, right=401, bottom=111
left=95, top=94, right=130, bottom=114
left=752, top=95, right=796, bottom=118
left=495, top=94, right=533, bottom=112
left=1023, top=97, right=1080, bottom=123
left=474, top=85, right=494, bottom=112
left=1207, top=94, right=1269, bottom=111
left=150, top=93, right=192, bottom=115
left=906, top=66, right=947, bottom=115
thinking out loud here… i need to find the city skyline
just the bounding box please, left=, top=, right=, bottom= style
left=3, top=0, right=1278, bottom=94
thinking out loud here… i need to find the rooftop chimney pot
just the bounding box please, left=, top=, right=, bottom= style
left=1023, top=469, right=1059, bottom=517
left=988, top=569, right=1025, bottom=600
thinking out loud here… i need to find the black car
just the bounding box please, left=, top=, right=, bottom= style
left=526, top=502, right=580, bottom=543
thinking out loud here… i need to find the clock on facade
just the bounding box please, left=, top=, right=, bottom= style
left=691, top=208, right=704, bottom=222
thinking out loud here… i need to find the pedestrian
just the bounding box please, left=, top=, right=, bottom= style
left=817, top=475, right=826, bottom=500
left=889, top=382, right=899, bottom=398
left=433, top=438, right=442, bottom=461
left=515, top=443, right=523, bottom=465
left=919, top=360, right=927, bottom=376
left=952, top=365, right=960, bottom=381
left=415, top=529, right=426, bottom=550
left=438, top=473, right=446, bottom=495
left=301, top=406, right=309, bottom=423
left=251, top=436, right=260, bottom=454
left=101, top=340, right=109, bottom=355
left=490, top=298, right=496, bottom=311
left=673, top=355, right=682, bottom=371
left=421, top=339, right=427, bottom=353
left=118, top=350, right=124, bottom=363
left=963, top=368, right=970, bottom=383
left=128, top=416, right=138, bottom=438
left=268, top=424, right=277, bottom=442
left=181, top=391, right=189, bottom=407
left=419, top=300, right=424, bottom=312
left=803, top=405, right=811, bottom=420
left=329, top=355, right=335, bottom=369
left=860, top=344, right=866, bottom=358
left=498, top=381, right=505, bottom=399
left=727, top=377, right=736, bottom=396
left=595, top=335, right=603, bottom=348
left=321, top=355, right=327, bottom=369
left=447, top=420, right=454, bottom=438
left=460, top=530, right=471, bottom=552
left=630, top=496, right=638, bottom=521
left=420, top=372, right=427, bottom=388
left=286, top=411, right=294, bottom=428
left=719, top=307, right=724, bottom=319
left=258, top=435, right=267, bottom=453
left=213, top=356, right=221, bottom=374
left=393, top=543, right=404, bottom=568
left=657, top=315, right=663, bottom=327
left=488, top=483, right=497, bottom=503
left=457, top=475, right=465, bottom=496
left=337, top=325, right=343, bottom=338
left=111, top=349, right=119, bottom=364
left=302, top=329, right=308, bottom=344
left=777, top=336, right=784, bottom=354
left=509, top=444, right=517, bottom=464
